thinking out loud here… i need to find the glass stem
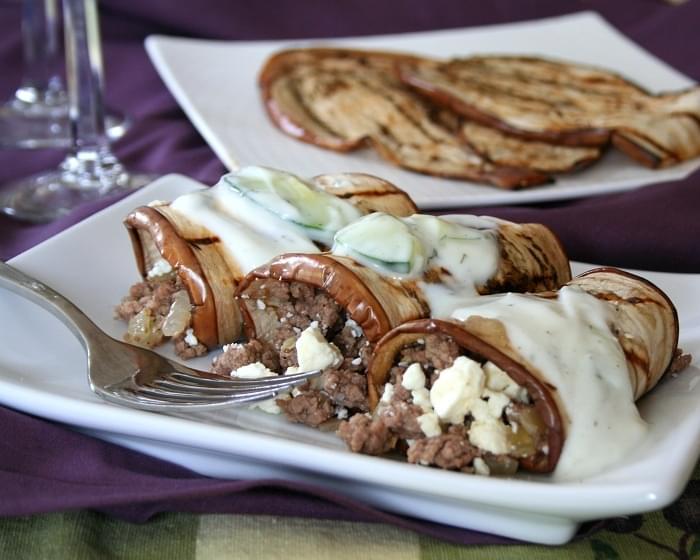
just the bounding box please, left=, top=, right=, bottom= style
left=62, top=0, right=122, bottom=189
left=15, top=0, right=64, bottom=107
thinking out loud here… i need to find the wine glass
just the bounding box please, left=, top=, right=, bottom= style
left=0, top=0, right=153, bottom=223
left=0, top=0, right=127, bottom=149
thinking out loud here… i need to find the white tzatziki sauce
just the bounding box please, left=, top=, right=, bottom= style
left=223, top=166, right=363, bottom=246
left=332, top=212, right=500, bottom=317
left=451, top=286, right=648, bottom=480
left=170, top=179, right=319, bottom=273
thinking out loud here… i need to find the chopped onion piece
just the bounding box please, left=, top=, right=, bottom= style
left=162, top=290, right=192, bottom=337
left=126, top=308, right=162, bottom=348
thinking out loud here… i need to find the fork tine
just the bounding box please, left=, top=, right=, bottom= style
left=134, top=383, right=290, bottom=401
left=152, top=377, right=300, bottom=394
left=104, top=368, right=319, bottom=405
left=102, top=391, right=261, bottom=410
left=164, top=369, right=321, bottom=388
left=126, top=386, right=282, bottom=402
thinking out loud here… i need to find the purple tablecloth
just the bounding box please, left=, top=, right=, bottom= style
left=0, top=0, right=698, bottom=546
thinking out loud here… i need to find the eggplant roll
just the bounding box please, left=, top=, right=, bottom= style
left=225, top=213, right=570, bottom=427
left=115, top=167, right=417, bottom=356
left=348, top=268, right=683, bottom=479
left=260, top=48, right=561, bottom=189
left=399, top=55, right=700, bottom=168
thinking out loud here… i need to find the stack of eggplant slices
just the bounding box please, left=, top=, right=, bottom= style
left=260, top=48, right=700, bottom=189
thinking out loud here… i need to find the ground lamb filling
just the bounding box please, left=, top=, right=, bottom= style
left=211, top=279, right=372, bottom=427
left=337, top=334, right=548, bottom=476
left=114, top=272, right=208, bottom=359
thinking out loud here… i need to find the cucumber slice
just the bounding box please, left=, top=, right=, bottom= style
left=404, top=214, right=498, bottom=286
left=405, top=214, right=487, bottom=246
left=333, top=213, right=422, bottom=275
left=222, top=167, right=361, bottom=242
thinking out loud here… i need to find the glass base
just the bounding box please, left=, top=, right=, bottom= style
left=0, top=96, right=129, bottom=149
left=0, top=155, right=155, bottom=223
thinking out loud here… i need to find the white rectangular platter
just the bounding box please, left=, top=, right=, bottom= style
left=145, top=12, right=700, bottom=209
left=0, top=174, right=698, bottom=544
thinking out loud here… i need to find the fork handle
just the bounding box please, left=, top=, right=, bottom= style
left=0, top=260, right=99, bottom=350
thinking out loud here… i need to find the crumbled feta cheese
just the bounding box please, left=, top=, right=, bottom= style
left=411, top=388, right=433, bottom=413
left=230, top=361, right=284, bottom=414
left=400, top=363, right=433, bottom=413
left=231, top=361, right=276, bottom=379
left=256, top=299, right=266, bottom=310
left=295, top=326, right=343, bottom=371
left=147, top=258, right=173, bottom=279
left=483, top=389, right=511, bottom=419
left=417, top=412, right=442, bottom=437
left=183, top=328, right=199, bottom=347
left=401, top=363, right=426, bottom=391
left=380, top=383, right=395, bottom=404
left=469, top=399, right=490, bottom=422
left=473, top=457, right=490, bottom=476
left=484, top=362, right=528, bottom=402
left=252, top=394, right=287, bottom=415
left=351, top=357, right=362, bottom=366
left=293, top=327, right=301, bottom=334
left=469, top=419, right=511, bottom=455
left=430, top=356, right=484, bottom=424
left=345, top=318, right=363, bottom=338
left=280, top=317, right=287, bottom=323
left=335, top=406, right=349, bottom=420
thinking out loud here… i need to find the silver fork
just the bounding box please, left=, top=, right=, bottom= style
left=0, top=261, right=321, bottom=411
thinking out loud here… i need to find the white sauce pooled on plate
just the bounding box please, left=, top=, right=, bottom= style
left=451, top=286, right=648, bottom=481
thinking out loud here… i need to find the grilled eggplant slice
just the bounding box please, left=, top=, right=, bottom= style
left=459, top=120, right=601, bottom=173
left=399, top=55, right=700, bottom=167
left=356, top=268, right=681, bottom=478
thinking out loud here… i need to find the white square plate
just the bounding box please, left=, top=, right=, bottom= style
left=1, top=174, right=699, bottom=544
left=145, top=12, right=700, bottom=209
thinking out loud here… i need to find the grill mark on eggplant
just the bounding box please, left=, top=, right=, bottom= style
left=622, top=347, right=650, bottom=372
left=446, top=66, right=635, bottom=105
left=287, top=74, right=348, bottom=141
left=441, top=68, right=590, bottom=111
left=444, top=57, right=649, bottom=99
left=587, top=291, right=661, bottom=307
left=186, top=236, right=221, bottom=245
left=308, top=65, right=461, bottom=152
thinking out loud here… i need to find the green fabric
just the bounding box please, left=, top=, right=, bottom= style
left=0, top=511, right=199, bottom=560
left=1, top=463, right=697, bottom=560
left=0, top=508, right=697, bottom=560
